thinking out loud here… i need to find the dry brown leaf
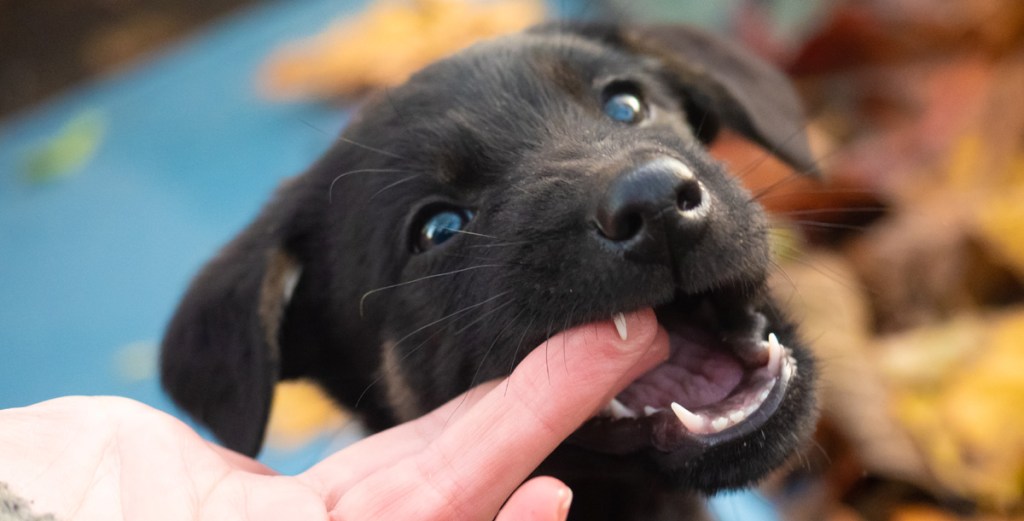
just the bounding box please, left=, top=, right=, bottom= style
left=890, top=505, right=962, bottom=521
left=259, top=0, right=544, bottom=100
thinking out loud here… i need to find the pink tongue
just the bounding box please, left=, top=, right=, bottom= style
left=615, top=332, right=744, bottom=410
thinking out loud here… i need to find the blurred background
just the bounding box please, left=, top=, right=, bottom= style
left=1, top=0, right=1022, bottom=519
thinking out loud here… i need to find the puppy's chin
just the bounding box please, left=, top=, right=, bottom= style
left=560, top=290, right=817, bottom=493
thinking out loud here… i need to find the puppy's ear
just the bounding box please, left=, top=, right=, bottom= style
left=626, top=24, right=818, bottom=175
left=160, top=179, right=309, bottom=457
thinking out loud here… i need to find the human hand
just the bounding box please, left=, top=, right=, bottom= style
left=0, top=310, right=667, bottom=521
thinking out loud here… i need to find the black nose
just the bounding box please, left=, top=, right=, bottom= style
left=594, top=157, right=709, bottom=245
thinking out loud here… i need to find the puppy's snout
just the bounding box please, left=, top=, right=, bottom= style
left=593, top=158, right=709, bottom=247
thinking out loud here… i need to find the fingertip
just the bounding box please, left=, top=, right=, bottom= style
left=556, top=484, right=573, bottom=521
left=496, top=477, right=572, bottom=521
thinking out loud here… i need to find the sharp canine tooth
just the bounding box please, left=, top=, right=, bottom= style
left=711, top=417, right=729, bottom=431
left=608, top=398, right=637, bottom=419
left=670, top=402, right=707, bottom=433
left=644, top=406, right=661, bottom=416
left=612, top=313, right=628, bottom=341
left=767, top=333, right=782, bottom=375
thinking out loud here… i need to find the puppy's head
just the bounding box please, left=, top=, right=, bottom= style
left=162, top=22, right=817, bottom=493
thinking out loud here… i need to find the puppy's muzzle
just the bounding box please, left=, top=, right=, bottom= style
left=593, top=158, right=709, bottom=260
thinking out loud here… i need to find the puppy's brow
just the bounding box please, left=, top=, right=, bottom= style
left=534, top=54, right=588, bottom=100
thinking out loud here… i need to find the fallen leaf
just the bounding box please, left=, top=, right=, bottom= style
left=21, top=109, right=106, bottom=184
left=260, top=0, right=544, bottom=100
left=265, top=380, right=348, bottom=450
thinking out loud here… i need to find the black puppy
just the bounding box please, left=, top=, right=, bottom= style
left=162, top=22, right=818, bottom=520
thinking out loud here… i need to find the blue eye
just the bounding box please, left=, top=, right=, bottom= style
left=416, top=208, right=473, bottom=252
left=603, top=92, right=644, bottom=124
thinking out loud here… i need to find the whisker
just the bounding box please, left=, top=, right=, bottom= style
left=504, top=317, right=536, bottom=396
left=442, top=228, right=502, bottom=240
left=466, top=240, right=533, bottom=250
left=359, top=264, right=504, bottom=316
left=439, top=252, right=523, bottom=266
left=337, top=135, right=408, bottom=160
left=353, top=291, right=512, bottom=408
left=382, top=87, right=408, bottom=123
left=731, top=123, right=820, bottom=180
left=329, top=168, right=409, bottom=204
left=446, top=306, right=525, bottom=427
left=387, top=291, right=511, bottom=350
left=369, top=175, right=421, bottom=201
left=692, top=110, right=711, bottom=145
left=756, top=188, right=881, bottom=202
left=747, top=170, right=807, bottom=203
left=543, top=317, right=556, bottom=385
left=298, top=117, right=330, bottom=136
left=353, top=327, right=445, bottom=409
left=743, top=138, right=856, bottom=203
left=768, top=258, right=798, bottom=294
left=772, top=250, right=874, bottom=297
left=784, top=220, right=871, bottom=232
left=810, top=439, right=833, bottom=466
left=449, top=298, right=516, bottom=338
left=773, top=207, right=886, bottom=218
left=732, top=145, right=779, bottom=182
left=561, top=303, right=577, bottom=376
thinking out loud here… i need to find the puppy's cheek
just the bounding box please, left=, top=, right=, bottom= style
left=381, top=340, right=423, bottom=422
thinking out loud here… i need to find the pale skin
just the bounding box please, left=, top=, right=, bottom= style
left=0, top=310, right=668, bottom=521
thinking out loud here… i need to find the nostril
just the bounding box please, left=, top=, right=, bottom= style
left=676, top=180, right=704, bottom=213
left=598, top=211, right=643, bottom=242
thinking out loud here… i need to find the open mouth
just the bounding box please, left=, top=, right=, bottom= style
left=570, top=290, right=799, bottom=454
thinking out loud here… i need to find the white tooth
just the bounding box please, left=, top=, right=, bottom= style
left=767, top=333, right=783, bottom=375
left=759, top=387, right=772, bottom=402
left=644, top=406, right=661, bottom=416
left=671, top=402, right=707, bottom=433
left=608, top=398, right=637, bottom=419
left=711, top=417, right=729, bottom=432
left=728, top=410, right=745, bottom=424
left=782, top=359, right=794, bottom=382
left=612, top=313, right=628, bottom=341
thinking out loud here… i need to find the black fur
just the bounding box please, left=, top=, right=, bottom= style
left=161, top=22, right=818, bottom=520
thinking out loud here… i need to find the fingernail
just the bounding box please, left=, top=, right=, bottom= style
left=557, top=487, right=573, bottom=521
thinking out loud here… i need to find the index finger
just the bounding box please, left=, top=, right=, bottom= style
left=330, top=308, right=668, bottom=520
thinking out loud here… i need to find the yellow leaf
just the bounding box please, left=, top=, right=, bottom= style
left=266, top=380, right=348, bottom=450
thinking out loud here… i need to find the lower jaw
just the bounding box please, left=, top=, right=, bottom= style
left=566, top=316, right=800, bottom=457
left=568, top=364, right=792, bottom=456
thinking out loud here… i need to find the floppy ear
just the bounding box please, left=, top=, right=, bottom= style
left=160, top=179, right=309, bottom=457
left=624, top=24, right=818, bottom=176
